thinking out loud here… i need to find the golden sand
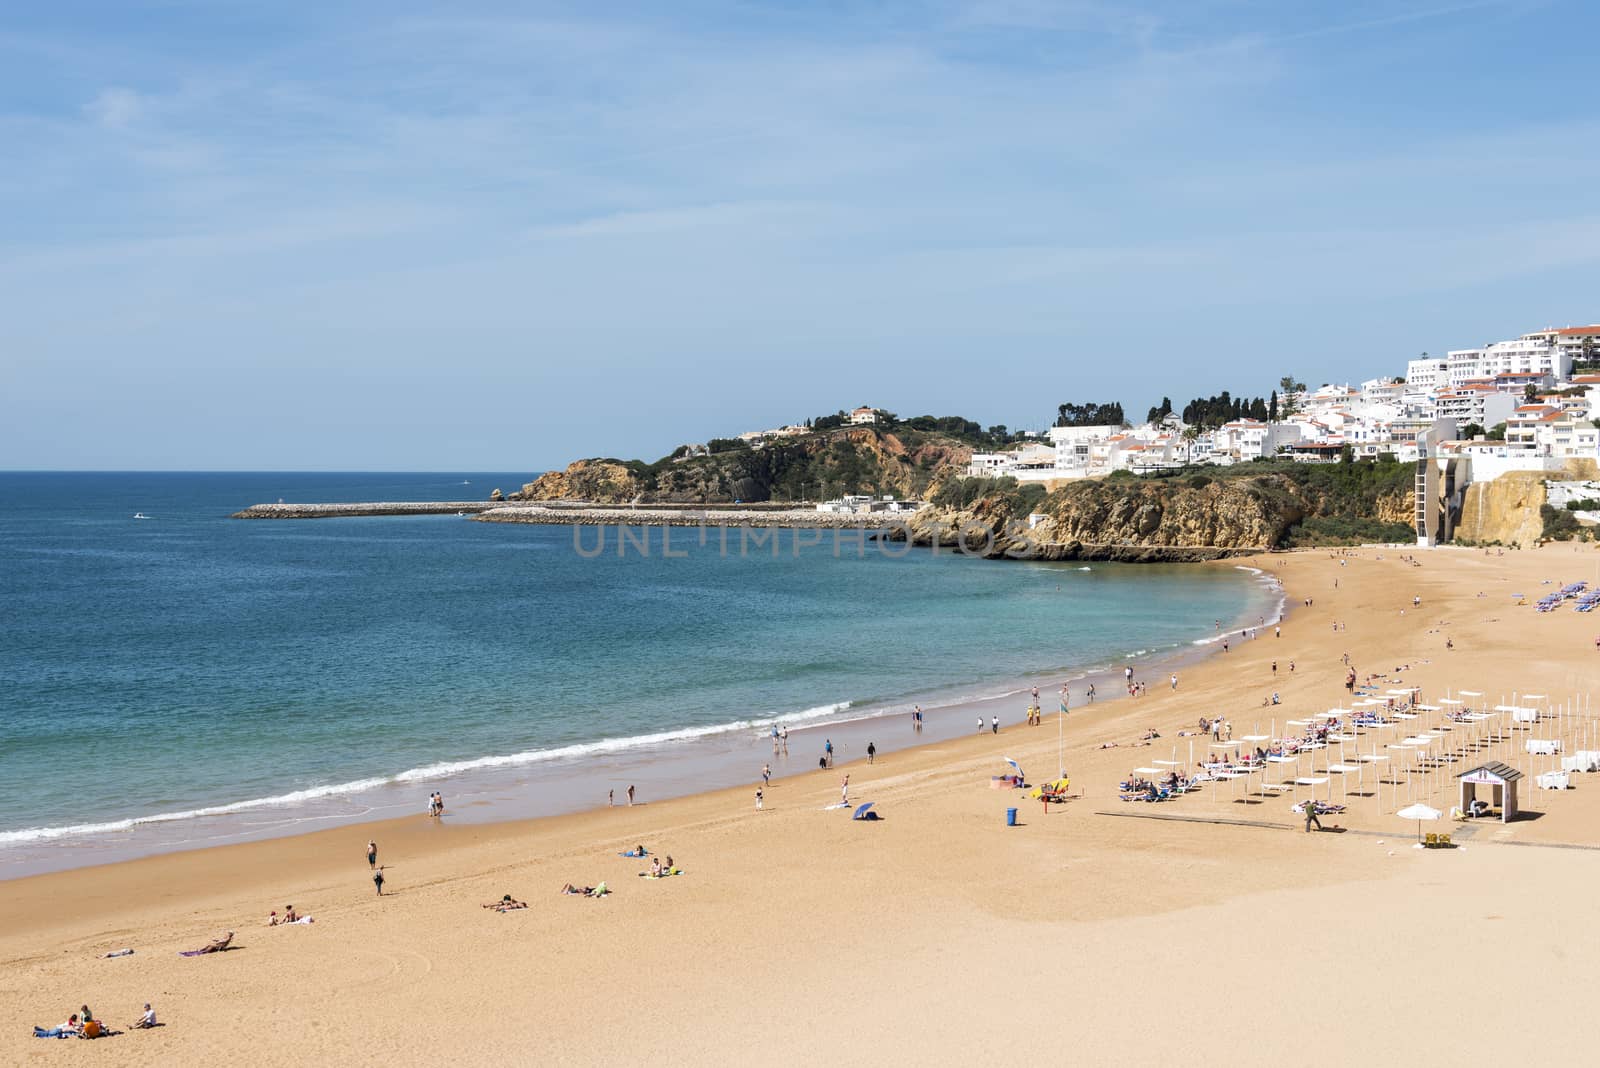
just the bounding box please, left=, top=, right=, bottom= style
left=6, top=544, right=1600, bottom=1066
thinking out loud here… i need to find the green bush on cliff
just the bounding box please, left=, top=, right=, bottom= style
left=1541, top=504, right=1585, bottom=541
left=931, top=476, right=1045, bottom=513
left=1283, top=517, right=1416, bottom=547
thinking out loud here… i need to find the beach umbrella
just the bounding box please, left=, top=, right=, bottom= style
left=1005, top=757, right=1024, bottom=784
left=1396, top=802, right=1441, bottom=842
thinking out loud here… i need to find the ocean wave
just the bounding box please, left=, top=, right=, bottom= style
left=0, top=776, right=395, bottom=846
left=0, top=703, right=862, bottom=848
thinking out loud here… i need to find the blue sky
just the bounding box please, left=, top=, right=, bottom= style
left=3, top=0, right=1597, bottom=470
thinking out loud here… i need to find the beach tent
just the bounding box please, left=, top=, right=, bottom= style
left=1457, top=761, right=1523, bottom=823
left=1396, top=802, right=1441, bottom=842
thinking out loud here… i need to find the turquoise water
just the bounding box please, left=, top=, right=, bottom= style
left=0, top=472, right=1276, bottom=869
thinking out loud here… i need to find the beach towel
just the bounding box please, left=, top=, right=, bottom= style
left=638, top=869, right=684, bottom=878
left=822, top=802, right=851, bottom=810
left=178, top=949, right=209, bottom=957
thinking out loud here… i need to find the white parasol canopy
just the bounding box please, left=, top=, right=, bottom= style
left=1396, top=802, right=1442, bottom=842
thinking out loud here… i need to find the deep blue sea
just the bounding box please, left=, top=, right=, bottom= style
left=0, top=472, right=1278, bottom=873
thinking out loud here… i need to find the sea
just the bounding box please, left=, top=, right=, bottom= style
left=0, top=472, right=1282, bottom=877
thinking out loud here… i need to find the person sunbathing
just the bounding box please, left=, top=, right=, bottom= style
left=193, top=931, right=233, bottom=954
left=33, top=1015, right=80, bottom=1039
left=649, top=857, right=663, bottom=878
left=483, top=894, right=528, bottom=910
left=562, top=883, right=594, bottom=895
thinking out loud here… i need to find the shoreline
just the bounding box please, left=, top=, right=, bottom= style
left=8, top=543, right=1600, bottom=1064
left=0, top=561, right=1283, bottom=880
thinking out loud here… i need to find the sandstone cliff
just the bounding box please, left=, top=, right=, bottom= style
left=511, top=460, right=642, bottom=503
left=906, top=463, right=1419, bottom=558
left=510, top=428, right=971, bottom=505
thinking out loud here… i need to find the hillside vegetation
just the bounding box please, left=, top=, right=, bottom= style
left=510, top=426, right=972, bottom=504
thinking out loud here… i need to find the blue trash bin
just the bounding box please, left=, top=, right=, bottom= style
left=1006, top=807, right=1018, bottom=826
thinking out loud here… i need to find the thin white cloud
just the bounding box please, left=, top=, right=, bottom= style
left=85, top=86, right=144, bottom=128
left=525, top=201, right=809, bottom=241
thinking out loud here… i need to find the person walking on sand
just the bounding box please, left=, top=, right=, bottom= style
left=755, top=787, right=764, bottom=810
left=825, top=739, right=834, bottom=767
left=608, top=789, right=614, bottom=807
left=1304, top=802, right=1322, bottom=833
left=373, top=866, right=386, bottom=895
left=367, top=840, right=377, bottom=869
left=1170, top=673, right=1178, bottom=691
left=866, top=742, right=876, bottom=764
left=977, top=716, right=985, bottom=734
left=991, top=714, right=999, bottom=734
left=781, top=725, right=788, bottom=751
left=763, top=763, right=771, bottom=787
left=841, top=774, right=850, bottom=805
left=627, top=784, right=635, bottom=806
left=1087, top=683, right=1095, bottom=703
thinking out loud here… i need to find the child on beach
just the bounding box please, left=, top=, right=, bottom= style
left=373, top=867, right=385, bottom=895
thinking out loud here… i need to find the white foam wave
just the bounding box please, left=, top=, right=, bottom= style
left=0, top=702, right=858, bottom=848
left=0, top=776, right=394, bottom=846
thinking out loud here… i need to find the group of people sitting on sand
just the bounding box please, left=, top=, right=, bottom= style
left=34, top=1003, right=155, bottom=1040
left=266, top=904, right=313, bottom=926
left=1119, top=769, right=1199, bottom=802
left=642, top=855, right=680, bottom=878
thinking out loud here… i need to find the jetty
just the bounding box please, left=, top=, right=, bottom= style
left=231, top=502, right=498, bottom=519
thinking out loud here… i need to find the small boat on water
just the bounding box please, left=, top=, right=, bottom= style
left=133, top=513, right=152, bottom=520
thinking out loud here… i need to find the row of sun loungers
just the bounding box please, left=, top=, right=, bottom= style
left=1536, top=581, right=1588, bottom=611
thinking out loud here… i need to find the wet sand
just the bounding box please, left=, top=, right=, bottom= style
left=6, top=544, right=1600, bottom=1066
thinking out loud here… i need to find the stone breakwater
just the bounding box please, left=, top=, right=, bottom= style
left=473, top=505, right=894, bottom=529
left=232, top=502, right=498, bottom=519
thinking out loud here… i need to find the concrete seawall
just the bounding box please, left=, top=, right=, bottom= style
left=232, top=502, right=498, bottom=519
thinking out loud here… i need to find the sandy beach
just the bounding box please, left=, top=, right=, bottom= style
left=7, top=543, right=1600, bottom=1066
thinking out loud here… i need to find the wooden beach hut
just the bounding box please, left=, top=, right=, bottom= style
left=1456, top=761, right=1523, bottom=823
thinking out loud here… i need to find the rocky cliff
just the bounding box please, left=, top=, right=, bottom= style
left=513, top=460, right=642, bottom=503
left=510, top=428, right=971, bottom=505
left=907, top=463, right=1419, bottom=558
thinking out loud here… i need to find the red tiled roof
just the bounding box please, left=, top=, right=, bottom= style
left=1554, top=326, right=1600, bottom=336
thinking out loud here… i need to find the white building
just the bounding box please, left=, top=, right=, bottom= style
left=1405, top=357, right=1450, bottom=393
left=1434, top=383, right=1517, bottom=429
left=848, top=407, right=878, bottom=425
left=1446, top=334, right=1572, bottom=387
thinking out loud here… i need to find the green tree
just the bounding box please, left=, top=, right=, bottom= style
left=1524, top=384, right=1539, bottom=402
left=1278, top=376, right=1305, bottom=419
left=1268, top=390, right=1279, bottom=422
